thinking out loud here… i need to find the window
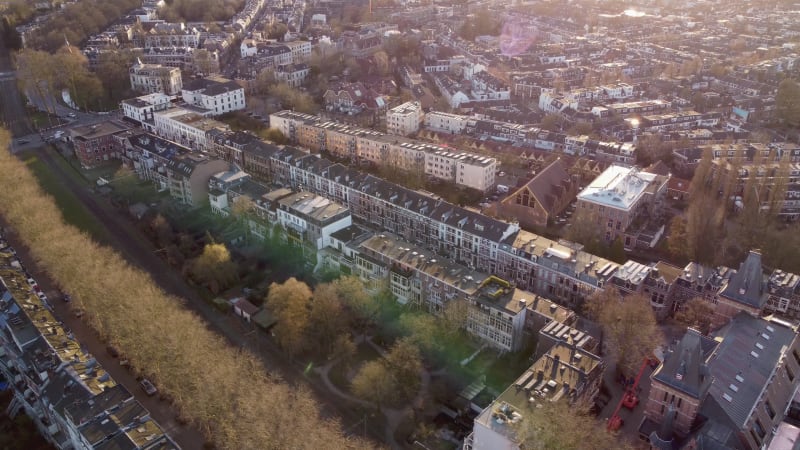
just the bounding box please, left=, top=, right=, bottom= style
left=766, top=401, right=775, bottom=419
left=754, top=420, right=766, bottom=439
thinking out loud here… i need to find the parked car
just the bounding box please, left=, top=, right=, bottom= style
left=37, top=292, right=47, bottom=302
left=26, top=277, right=36, bottom=286
left=67, top=113, right=76, bottom=118
left=139, top=378, right=157, bottom=396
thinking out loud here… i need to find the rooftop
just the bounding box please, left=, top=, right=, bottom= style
left=719, top=250, right=767, bottom=308
left=577, top=164, right=658, bottom=211
left=155, top=107, right=227, bottom=131
left=506, top=230, right=619, bottom=287
left=278, top=191, right=350, bottom=225
left=70, top=120, right=131, bottom=141
left=474, top=342, right=603, bottom=444
left=359, top=232, right=486, bottom=295
left=704, top=313, right=798, bottom=428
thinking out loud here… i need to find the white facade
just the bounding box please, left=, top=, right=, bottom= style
left=386, top=101, right=423, bottom=136
left=425, top=151, right=497, bottom=192
left=457, top=157, right=497, bottom=192
left=285, top=40, right=312, bottom=62
left=120, top=93, right=172, bottom=125
left=181, top=77, right=246, bottom=116
left=129, top=61, right=183, bottom=95
left=153, top=107, right=226, bottom=150
left=275, top=64, right=310, bottom=88
left=424, top=111, right=469, bottom=134
left=277, top=193, right=353, bottom=250
left=240, top=38, right=258, bottom=58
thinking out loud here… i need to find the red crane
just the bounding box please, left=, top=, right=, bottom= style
left=607, top=358, right=654, bottom=431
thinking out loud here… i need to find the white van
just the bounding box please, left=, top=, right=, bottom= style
left=497, top=184, right=509, bottom=194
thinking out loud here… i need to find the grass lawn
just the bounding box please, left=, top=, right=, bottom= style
left=27, top=108, right=65, bottom=131
left=21, top=149, right=108, bottom=241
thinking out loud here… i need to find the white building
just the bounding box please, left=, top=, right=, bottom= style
left=120, top=92, right=172, bottom=129
left=129, top=60, right=183, bottom=95
left=240, top=38, right=259, bottom=58
left=576, top=164, right=667, bottom=243
left=275, top=63, right=310, bottom=88
left=181, top=76, right=246, bottom=116
left=285, top=40, right=312, bottom=62
left=425, top=150, right=497, bottom=192
left=386, top=101, right=423, bottom=136
left=153, top=107, right=228, bottom=150
left=424, top=111, right=469, bottom=135
left=277, top=191, right=352, bottom=250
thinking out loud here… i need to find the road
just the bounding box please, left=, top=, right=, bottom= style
left=0, top=34, right=385, bottom=448
left=0, top=226, right=205, bottom=449
left=27, top=143, right=385, bottom=445
left=0, top=34, right=32, bottom=137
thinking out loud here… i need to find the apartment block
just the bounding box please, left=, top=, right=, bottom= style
left=153, top=107, right=229, bottom=150
left=129, top=60, right=183, bottom=95
left=464, top=341, right=604, bottom=449
left=386, top=101, right=423, bottom=136
left=424, top=111, right=469, bottom=135
left=576, top=164, right=669, bottom=245
left=181, top=76, right=246, bottom=116
left=0, top=248, right=179, bottom=450
left=120, top=92, right=172, bottom=129
left=424, top=150, right=497, bottom=192
left=276, top=191, right=352, bottom=252
left=117, top=131, right=228, bottom=206
left=269, top=110, right=497, bottom=191
left=764, top=269, right=800, bottom=319
left=69, top=120, right=132, bottom=168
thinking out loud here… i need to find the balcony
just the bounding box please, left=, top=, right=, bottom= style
left=462, top=432, right=474, bottom=450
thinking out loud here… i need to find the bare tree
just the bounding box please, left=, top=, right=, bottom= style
left=515, top=400, right=634, bottom=450
left=584, top=288, right=662, bottom=376
left=0, top=127, right=373, bottom=449
left=674, top=297, right=713, bottom=336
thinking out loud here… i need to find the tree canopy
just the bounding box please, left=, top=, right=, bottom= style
left=26, top=0, right=140, bottom=51
left=158, top=0, right=245, bottom=22
left=188, top=243, right=239, bottom=293
left=777, top=79, right=800, bottom=128
left=0, top=128, right=372, bottom=449
left=584, top=288, right=662, bottom=375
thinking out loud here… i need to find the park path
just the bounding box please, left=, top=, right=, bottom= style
left=315, top=335, right=438, bottom=449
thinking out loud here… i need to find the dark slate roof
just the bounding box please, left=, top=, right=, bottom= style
left=719, top=250, right=767, bottom=308
left=513, top=158, right=573, bottom=214
left=64, top=384, right=132, bottom=426
left=706, top=313, right=797, bottom=429
left=694, top=398, right=745, bottom=450
left=182, top=77, right=241, bottom=96
left=653, top=328, right=716, bottom=399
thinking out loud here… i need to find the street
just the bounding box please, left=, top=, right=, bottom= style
left=28, top=143, right=385, bottom=444
left=0, top=229, right=206, bottom=448
left=0, top=28, right=388, bottom=449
